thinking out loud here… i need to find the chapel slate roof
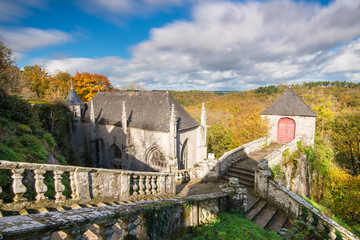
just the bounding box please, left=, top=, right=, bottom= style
left=65, top=87, right=84, bottom=105
left=83, top=91, right=200, bottom=132
left=261, top=88, right=317, bottom=117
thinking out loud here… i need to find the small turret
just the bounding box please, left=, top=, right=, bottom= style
left=65, top=81, right=85, bottom=120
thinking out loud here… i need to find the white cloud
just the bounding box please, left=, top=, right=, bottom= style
left=322, top=39, right=360, bottom=73
left=36, top=0, right=360, bottom=90
left=0, top=27, right=73, bottom=59
left=37, top=56, right=126, bottom=75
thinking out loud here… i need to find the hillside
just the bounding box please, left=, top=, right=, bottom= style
left=172, top=83, right=360, bottom=236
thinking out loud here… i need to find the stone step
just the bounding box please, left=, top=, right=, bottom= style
left=253, top=204, right=278, bottom=229
left=227, top=167, right=255, bottom=177
left=231, top=164, right=256, bottom=172
left=246, top=199, right=267, bottom=220
left=223, top=174, right=254, bottom=188
left=265, top=211, right=288, bottom=232
left=246, top=194, right=261, bottom=212
left=226, top=169, right=254, bottom=181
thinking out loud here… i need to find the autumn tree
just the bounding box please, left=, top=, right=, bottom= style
left=331, top=111, right=360, bottom=175
left=73, top=72, right=114, bottom=102
left=48, top=71, right=72, bottom=100
left=23, top=65, right=50, bottom=99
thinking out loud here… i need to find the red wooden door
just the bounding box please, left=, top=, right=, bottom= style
left=277, top=118, right=295, bottom=143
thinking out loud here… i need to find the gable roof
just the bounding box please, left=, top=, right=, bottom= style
left=83, top=91, right=200, bottom=132
left=261, top=88, right=317, bottom=117
left=65, top=87, right=84, bottom=105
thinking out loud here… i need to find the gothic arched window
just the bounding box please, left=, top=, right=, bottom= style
left=148, top=148, right=166, bottom=168
left=110, top=144, right=122, bottom=169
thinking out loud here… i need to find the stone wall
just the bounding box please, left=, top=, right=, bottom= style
left=176, top=137, right=270, bottom=183
left=0, top=192, right=228, bottom=240
left=255, top=159, right=359, bottom=240
left=263, top=115, right=316, bottom=146
left=0, top=160, right=175, bottom=211
left=264, top=138, right=301, bottom=167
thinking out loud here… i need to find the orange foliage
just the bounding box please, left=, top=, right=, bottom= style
left=73, top=72, right=114, bottom=102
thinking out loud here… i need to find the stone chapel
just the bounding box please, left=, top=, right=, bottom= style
left=261, top=88, right=317, bottom=146
left=65, top=86, right=207, bottom=172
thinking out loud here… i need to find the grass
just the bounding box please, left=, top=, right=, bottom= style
left=181, top=211, right=282, bottom=240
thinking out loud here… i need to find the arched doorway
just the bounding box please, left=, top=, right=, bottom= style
left=277, top=118, right=295, bottom=143
left=180, top=139, right=188, bottom=169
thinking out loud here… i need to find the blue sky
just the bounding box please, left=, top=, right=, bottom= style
left=1, top=0, right=360, bottom=91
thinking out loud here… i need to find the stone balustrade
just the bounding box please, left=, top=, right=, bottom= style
left=176, top=169, right=190, bottom=184
left=255, top=159, right=359, bottom=240
left=0, top=192, right=228, bottom=240
left=0, top=160, right=175, bottom=211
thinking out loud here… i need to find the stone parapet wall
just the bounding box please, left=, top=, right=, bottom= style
left=0, top=160, right=175, bottom=211
left=175, top=137, right=271, bottom=183
left=264, top=138, right=301, bottom=167
left=255, top=159, right=359, bottom=240
left=218, top=136, right=270, bottom=177
left=0, top=192, right=228, bottom=240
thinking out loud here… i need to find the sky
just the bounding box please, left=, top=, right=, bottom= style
left=0, top=0, right=360, bottom=91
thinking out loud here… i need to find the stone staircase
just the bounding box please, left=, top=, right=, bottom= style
left=247, top=194, right=292, bottom=233
left=221, top=144, right=293, bottom=234
left=222, top=158, right=257, bottom=189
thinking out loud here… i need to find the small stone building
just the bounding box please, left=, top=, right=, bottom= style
left=261, top=88, right=316, bottom=146
left=66, top=89, right=207, bottom=172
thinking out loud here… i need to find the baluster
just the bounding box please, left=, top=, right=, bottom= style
left=54, top=170, right=66, bottom=202
left=98, top=221, right=116, bottom=240
left=145, top=176, right=151, bottom=194
left=306, top=212, right=314, bottom=224
left=151, top=176, right=157, bottom=194
left=157, top=175, right=163, bottom=194
left=12, top=168, right=27, bottom=202
left=317, top=220, right=325, bottom=232
left=64, top=224, right=90, bottom=240
left=139, top=175, right=145, bottom=195
left=69, top=171, right=77, bottom=200
left=132, top=175, right=139, bottom=196
left=328, top=228, right=337, bottom=240
left=0, top=186, right=3, bottom=204
left=34, top=169, right=47, bottom=201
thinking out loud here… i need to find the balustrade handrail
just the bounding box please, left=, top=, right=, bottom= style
left=0, top=192, right=228, bottom=240
left=255, top=159, right=359, bottom=240
left=0, top=160, right=176, bottom=209
left=268, top=179, right=358, bottom=240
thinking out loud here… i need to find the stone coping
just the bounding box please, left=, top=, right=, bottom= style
left=0, top=192, right=227, bottom=239
left=0, top=160, right=174, bottom=176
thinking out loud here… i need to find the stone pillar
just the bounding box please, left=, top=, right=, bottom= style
left=89, top=100, right=98, bottom=167
left=122, top=101, right=127, bottom=135
left=196, top=102, right=208, bottom=163
left=168, top=104, right=178, bottom=172
left=220, top=177, right=247, bottom=212
left=201, top=102, right=207, bottom=142
left=74, top=168, right=91, bottom=203
left=255, top=159, right=272, bottom=199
